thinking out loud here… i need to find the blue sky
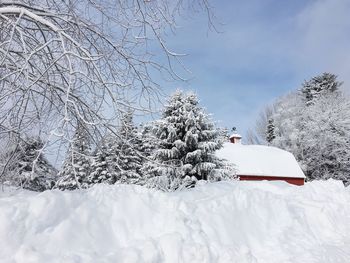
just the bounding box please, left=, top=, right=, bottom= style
left=153, top=0, right=350, bottom=138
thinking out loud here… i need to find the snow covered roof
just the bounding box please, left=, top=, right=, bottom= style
left=217, top=143, right=306, bottom=178
left=229, top=133, right=242, bottom=139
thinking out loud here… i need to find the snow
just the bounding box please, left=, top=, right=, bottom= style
left=216, top=143, right=306, bottom=178
left=1, top=180, right=349, bottom=262
left=229, top=133, right=242, bottom=138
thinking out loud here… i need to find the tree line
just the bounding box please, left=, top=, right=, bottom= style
left=0, top=0, right=216, bottom=188
left=0, top=91, right=234, bottom=191
left=249, top=73, right=350, bottom=186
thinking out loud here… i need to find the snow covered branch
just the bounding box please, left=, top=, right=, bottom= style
left=0, top=0, right=215, bottom=188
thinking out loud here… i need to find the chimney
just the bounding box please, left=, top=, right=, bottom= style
left=229, top=133, right=242, bottom=144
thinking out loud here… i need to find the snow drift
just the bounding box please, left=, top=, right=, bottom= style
left=1, top=180, right=350, bottom=263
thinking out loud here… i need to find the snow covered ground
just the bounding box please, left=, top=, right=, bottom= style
left=1, top=180, right=350, bottom=263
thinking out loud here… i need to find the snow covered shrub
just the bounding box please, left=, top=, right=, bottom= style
left=142, top=90, right=233, bottom=191
left=0, top=136, right=57, bottom=191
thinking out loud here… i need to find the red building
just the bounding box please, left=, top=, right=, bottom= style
left=229, top=133, right=242, bottom=144
left=217, top=134, right=305, bottom=186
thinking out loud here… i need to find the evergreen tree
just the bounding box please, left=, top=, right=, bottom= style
left=139, top=122, right=159, bottom=158
left=55, top=124, right=92, bottom=190
left=87, top=138, right=116, bottom=185
left=88, top=111, right=144, bottom=185
left=301, top=73, right=341, bottom=104
left=143, top=91, right=232, bottom=191
left=112, top=111, right=143, bottom=184
left=1, top=136, right=57, bottom=191
left=266, top=118, right=276, bottom=143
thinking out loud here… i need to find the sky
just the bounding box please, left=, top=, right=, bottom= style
left=153, top=0, right=350, bottom=139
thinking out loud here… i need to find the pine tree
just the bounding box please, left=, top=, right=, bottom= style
left=112, top=111, right=143, bottom=184
left=266, top=118, right=276, bottom=143
left=55, top=124, right=92, bottom=190
left=143, top=90, right=232, bottom=191
left=87, top=138, right=116, bottom=185
left=301, top=73, right=341, bottom=104
left=139, top=122, right=159, bottom=158
left=88, top=111, right=144, bottom=185
left=1, top=136, right=57, bottom=191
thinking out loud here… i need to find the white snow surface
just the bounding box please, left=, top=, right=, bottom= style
left=217, top=143, right=306, bottom=178
left=229, top=133, right=242, bottom=139
left=1, top=180, right=350, bottom=263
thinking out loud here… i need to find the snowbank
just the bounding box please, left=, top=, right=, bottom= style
left=216, top=143, right=305, bottom=178
left=1, top=180, right=349, bottom=263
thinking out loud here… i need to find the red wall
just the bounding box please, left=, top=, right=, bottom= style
left=239, top=175, right=304, bottom=186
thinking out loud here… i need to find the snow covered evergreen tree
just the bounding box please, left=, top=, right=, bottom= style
left=142, top=91, right=232, bottom=191
left=1, top=136, right=57, bottom=191
left=266, top=118, right=276, bottom=144
left=112, top=111, right=143, bottom=184
left=87, top=138, right=116, bottom=185
left=301, top=73, right=341, bottom=104
left=88, top=111, right=144, bottom=185
left=55, top=124, right=92, bottom=190
left=139, top=122, right=159, bottom=158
